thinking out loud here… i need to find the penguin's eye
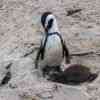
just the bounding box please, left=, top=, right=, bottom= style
left=47, top=19, right=53, bottom=30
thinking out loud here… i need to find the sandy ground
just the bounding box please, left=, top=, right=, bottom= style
left=0, top=0, right=100, bottom=100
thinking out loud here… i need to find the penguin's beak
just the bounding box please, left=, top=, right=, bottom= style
left=45, top=27, right=48, bottom=33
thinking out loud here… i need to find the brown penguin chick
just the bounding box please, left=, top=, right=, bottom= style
left=48, top=64, right=98, bottom=85
left=63, top=64, right=98, bottom=84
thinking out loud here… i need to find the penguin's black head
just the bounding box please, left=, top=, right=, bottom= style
left=41, top=12, right=52, bottom=29
left=41, top=12, right=59, bottom=33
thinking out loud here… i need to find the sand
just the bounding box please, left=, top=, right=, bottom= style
left=0, top=0, right=100, bottom=100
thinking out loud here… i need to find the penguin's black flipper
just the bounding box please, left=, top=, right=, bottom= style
left=56, top=33, right=70, bottom=64
left=62, top=41, right=70, bottom=64
left=35, top=39, right=46, bottom=69
left=35, top=43, right=43, bottom=69
left=35, top=35, right=49, bottom=69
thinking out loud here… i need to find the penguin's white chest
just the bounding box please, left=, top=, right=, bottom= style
left=46, top=35, right=60, bottom=49
left=41, top=35, right=63, bottom=66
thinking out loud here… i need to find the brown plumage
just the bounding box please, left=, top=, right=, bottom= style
left=48, top=64, right=98, bottom=85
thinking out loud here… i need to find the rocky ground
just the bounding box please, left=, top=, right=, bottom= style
left=0, top=0, right=100, bottom=100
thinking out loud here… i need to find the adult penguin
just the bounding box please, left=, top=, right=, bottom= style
left=35, top=12, right=70, bottom=77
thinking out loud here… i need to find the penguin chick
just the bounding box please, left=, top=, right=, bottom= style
left=35, top=12, right=70, bottom=76
left=49, top=64, right=98, bottom=85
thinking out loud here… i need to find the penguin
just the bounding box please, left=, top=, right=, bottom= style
left=35, top=12, right=70, bottom=77
left=48, top=64, right=98, bottom=85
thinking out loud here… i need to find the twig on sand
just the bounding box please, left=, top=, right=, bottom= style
left=0, top=71, right=11, bottom=86
left=70, top=51, right=94, bottom=56
left=23, top=47, right=39, bottom=57
left=67, top=8, right=82, bottom=16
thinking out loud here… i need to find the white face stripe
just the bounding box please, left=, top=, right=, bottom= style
left=45, top=14, right=59, bottom=33
left=45, top=14, right=55, bottom=28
